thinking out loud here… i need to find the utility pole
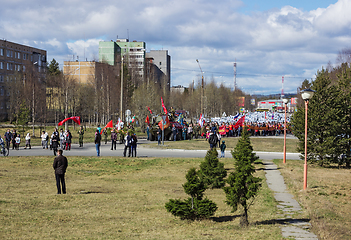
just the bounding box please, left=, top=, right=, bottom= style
left=120, top=57, right=124, bottom=122
left=234, top=60, right=237, bottom=91
left=196, top=59, right=204, bottom=116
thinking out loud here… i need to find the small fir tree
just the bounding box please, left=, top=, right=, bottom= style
left=165, top=168, right=217, bottom=220
left=223, top=127, right=262, bottom=226
left=199, top=148, right=227, bottom=189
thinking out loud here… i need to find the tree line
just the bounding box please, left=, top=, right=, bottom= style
left=5, top=58, right=252, bottom=133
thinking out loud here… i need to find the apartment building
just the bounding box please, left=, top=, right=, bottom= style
left=146, top=50, right=171, bottom=92
left=0, top=40, right=47, bottom=120
left=63, top=61, right=97, bottom=84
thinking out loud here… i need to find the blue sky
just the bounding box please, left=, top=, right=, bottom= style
left=0, top=0, right=347, bottom=95
left=241, top=0, right=337, bottom=12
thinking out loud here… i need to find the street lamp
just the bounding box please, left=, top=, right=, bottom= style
left=282, top=98, right=289, bottom=164
left=301, top=88, right=315, bottom=190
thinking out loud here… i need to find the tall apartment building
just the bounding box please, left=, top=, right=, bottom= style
left=98, top=39, right=171, bottom=91
left=145, top=50, right=171, bottom=92
left=99, top=39, right=146, bottom=78
left=0, top=40, right=47, bottom=120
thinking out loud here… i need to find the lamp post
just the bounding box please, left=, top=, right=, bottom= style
left=282, top=98, right=289, bottom=164
left=301, top=88, right=315, bottom=190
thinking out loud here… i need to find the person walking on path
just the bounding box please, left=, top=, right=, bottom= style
left=65, top=130, right=72, bottom=151
left=110, top=129, right=117, bottom=150
left=11, top=130, right=17, bottom=150
left=78, top=126, right=84, bottom=147
left=24, top=133, right=31, bottom=149
left=41, top=131, right=48, bottom=149
left=52, top=132, right=59, bottom=156
left=131, top=133, right=137, bottom=157
left=157, top=126, right=162, bottom=145
left=95, top=129, right=101, bottom=157
left=123, top=132, right=132, bottom=157
left=220, top=140, right=226, bottom=158
left=53, top=149, right=68, bottom=194
left=4, top=129, right=12, bottom=151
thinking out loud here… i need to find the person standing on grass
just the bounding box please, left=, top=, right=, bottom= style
left=95, top=129, right=101, bottom=157
left=53, top=149, right=68, bottom=194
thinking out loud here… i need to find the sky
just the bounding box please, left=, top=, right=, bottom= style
left=1, top=0, right=348, bottom=95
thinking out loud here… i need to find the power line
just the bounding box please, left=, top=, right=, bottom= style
left=171, top=67, right=311, bottom=79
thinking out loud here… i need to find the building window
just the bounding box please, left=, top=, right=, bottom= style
left=23, top=65, right=26, bottom=72
left=7, top=50, right=10, bottom=57
left=0, top=75, right=3, bottom=82
left=0, top=62, right=3, bottom=69
left=0, top=88, right=4, bottom=96
left=18, top=52, right=20, bottom=59
left=0, top=49, right=3, bottom=56
left=7, top=63, right=10, bottom=70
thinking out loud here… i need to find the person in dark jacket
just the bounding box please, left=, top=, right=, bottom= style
left=110, top=129, right=117, bottom=150
left=52, top=132, right=59, bottom=156
left=95, top=129, right=101, bottom=157
left=4, top=129, right=12, bottom=150
left=131, top=133, right=137, bottom=157
left=53, top=149, right=68, bottom=194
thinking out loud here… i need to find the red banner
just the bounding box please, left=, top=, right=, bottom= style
left=161, top=97, right=168, bottom=114
left=58, top=116, right=81, bottom=126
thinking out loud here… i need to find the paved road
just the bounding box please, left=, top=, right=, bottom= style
left=5, top=139, right=301, bottom=160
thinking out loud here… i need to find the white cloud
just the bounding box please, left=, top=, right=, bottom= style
left=0, top=0, right=348, bottom=94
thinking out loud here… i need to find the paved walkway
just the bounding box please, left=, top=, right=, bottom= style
left=263, top=160, right=319, bottom=239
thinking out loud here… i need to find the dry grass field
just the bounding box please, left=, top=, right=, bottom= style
left=275, top=160, right=351, bottom=240
left=0, top=156, right=286, bottom=239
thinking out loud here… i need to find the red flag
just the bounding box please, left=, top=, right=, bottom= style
left=145, top=115, right=150, bottom=125
left=219, top=125, right=226, bottom=135
left=233, top=116, right=245, bottom=129
left=102, top=120, right=113, bottom=132
left=161, top=97, right=168, bottom=114
left=147, top=106, right=153, bottom=115
left=158, top=115, right=170, bottom=130
left=58, top=116, right=81, bottom=126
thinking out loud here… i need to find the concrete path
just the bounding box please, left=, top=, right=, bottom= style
left=5, top=139, right=301, bottom=160
left=263, top=160, right=319, bottom=239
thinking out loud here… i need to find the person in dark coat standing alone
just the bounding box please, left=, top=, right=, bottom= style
left=53, top=149, right=68, bottom=194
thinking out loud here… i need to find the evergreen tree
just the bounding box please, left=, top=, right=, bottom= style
left=199, top=148, right=227, bottom=189
left=165, top=168, right=217, bottom=220
left=47, top=58, right=61, bottom=76
left=334, top=64, right=351, bottom=168
left=291, top=69, right=340, bottom=166
left=223, top=128, right=262, bottom=226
